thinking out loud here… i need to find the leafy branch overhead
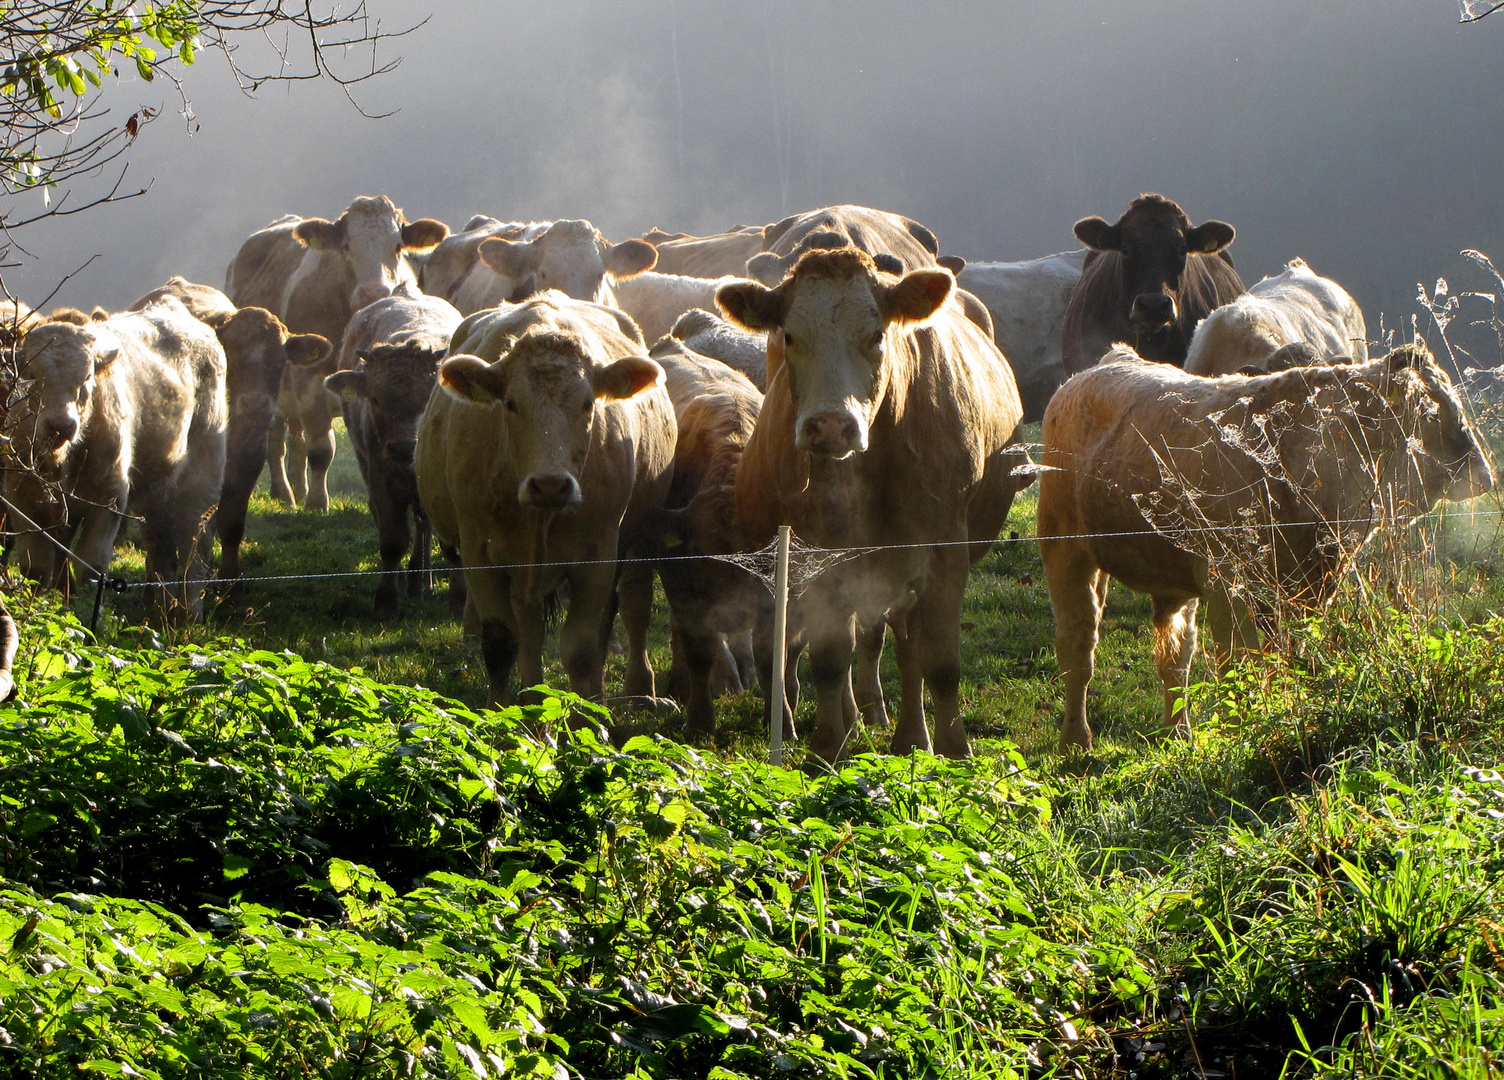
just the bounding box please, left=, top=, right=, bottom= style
left=0, top=1, right=418, bottom=230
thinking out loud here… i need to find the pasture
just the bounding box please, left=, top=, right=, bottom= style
left=3, top=408, right=1504, bottom=1078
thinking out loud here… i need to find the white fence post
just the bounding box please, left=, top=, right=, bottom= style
left=769, top=524, right=792, bottom=767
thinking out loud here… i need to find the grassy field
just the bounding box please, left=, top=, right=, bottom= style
left=5, top=415, right=1504, bottom=1077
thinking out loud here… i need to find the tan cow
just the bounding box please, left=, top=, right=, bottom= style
left=419, top=216, right=530, bottom=301
left=721, top=248, right=1027, bottom=761
left=611, top=271, right=758, bottom=345
left=1184, top=258, right=1369, bottom=376
left=8, top=299, right=228, bottom=619
left=668, top=308, right=768, bottom=390
left=647, top=336, right=766, bottom=736
left=650, top=226, right=768, bottom=278
left=415, top=294, right=676, bottom=708
left=1039, top=342, right=1496, bottom=752
left=225, top=196, right=449, bottom=511
left=446, top=219, right=659, bottom=316
left=128, top=278, right=332, bottom=599
left=325, top=293, right=462, bottom=620
left=745, top=205, right=948, bottom=286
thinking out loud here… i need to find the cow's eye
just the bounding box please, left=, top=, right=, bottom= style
left=581, top=399, right=593, bottom=413
left=783, top=331, right=794, bottom=347
left=868, top=331, right=884, bottom=350
left=504, top=398, right=517, bottom=413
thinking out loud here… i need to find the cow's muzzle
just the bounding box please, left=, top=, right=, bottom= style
left=41, top=417, right=78, bottom=449
left=384, top=439, right=417, bottom=466
left=1130, top=292, right=1177, bottom=328
left=797, top=411, right=867, bottom=459
left=519, top=473, right=582, bottom=509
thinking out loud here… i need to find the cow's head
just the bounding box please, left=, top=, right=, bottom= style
left=1073, top=194, right=1234, bottom=331
left=477, top=219, right=657, bottom=305
left=718, top=246, right=952, bottom=459
left=438, top=328, right=663, bottom=510
left=326, top=341, right=446, bottom=467
left=1383, top=342, right=1496, bottom=503
left=19, top=321, right=121, bottom=452
left=217, top=307, right=330, bottom=431
left=293, top=195, right=449, bottom=310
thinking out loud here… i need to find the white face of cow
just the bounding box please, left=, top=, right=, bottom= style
left=717, top=250, right=953, bottom=459
left=20, top=323, right=119, bottom=453
left=294, top=196, right=449, bottom=311
left=1399, top=349, right=1497, bottom=503
left=478, top=220, right=657, bottom=306
left=437, top=331, right=664, bottom=510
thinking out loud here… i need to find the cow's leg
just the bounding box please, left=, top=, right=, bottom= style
left=890, top=614, right=929, bottom=754
left=709, top=634, right=743, bottom=695
left=172, top=441, right=226, bottom=623
left=302, top=420, right=335, bottom=513
left=729, top=628, right=757, bottom=690
left=136, top=484, right=181, bottom=619
left=677, top=624, right=720, bottom=740
left=369, top=477, right=408, bottom=622
left=1153, top=595, right=1199, bottom=740
left=854, top=618, right=890, bottom=729
left=617, top=559, right=657, bottom=700
left=1203, top=583, right=1260, bottom=671
left=216, top=424, right=270, bottom=603
left=267, top=418, right=296, bottom=511
left=915, top=561, right=971, bottom=759
left=72, top=492, right=126, bottom=598
left=1045, top=543, right=1109, bottom=752
left=805, top=603, right=857, bottom=763
left=463, top=557, right=518, bottom=708
left=560, top=561, right=617, bottom=705
left=660, top=568, right=716, bottom=734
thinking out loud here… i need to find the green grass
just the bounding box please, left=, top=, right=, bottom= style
left=6, top=417, right=1504, bottom=1078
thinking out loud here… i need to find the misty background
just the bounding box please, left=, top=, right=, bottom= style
left=5, top=1, right=1502, bottom=363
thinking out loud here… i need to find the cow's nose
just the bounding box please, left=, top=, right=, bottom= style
left=800, top=412, right=864, bottom=458
left=43, top=417, right=78, bottom=447
left=520, top=473, right=581, bottom=509
left=352, top=283, right=395, bottom=308
left=1130, top=292, right=1177, bottom=327
left=384, top=439, right=417, bottom=465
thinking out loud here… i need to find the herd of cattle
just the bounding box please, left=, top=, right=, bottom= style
left=1, top=194, right=1496, bottom=758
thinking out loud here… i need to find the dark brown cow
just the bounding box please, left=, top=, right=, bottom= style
left=128, top=279, right=333, bottom=599
left=721, top=248, right=1027, bottom=761
left=1061, top=193, right=1244, bottom=375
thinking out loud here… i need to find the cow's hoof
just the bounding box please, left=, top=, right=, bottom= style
left=861, top=701, right=890, bottom=729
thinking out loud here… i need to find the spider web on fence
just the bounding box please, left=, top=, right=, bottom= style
left=1459, top=0, right=1504, bottom=22
left=707, top=534, right=876, bottom=597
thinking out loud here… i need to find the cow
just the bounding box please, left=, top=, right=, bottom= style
left=225, top=195, right=449, bottom=511
left=415, top=294, right=676, bottom=708
left=0, top=298, right=40, bottom=349
left=127, top=278, right=333, bottom=600
left=0, top=595, right=16, bottom=702
left=650, top=226, right=768, bottom=278
left=446, top=219, right=659, bottom=316
left=958, top=250, right=1088, bottom=422
left=7, top=298, right=228, bottom=620
left=324, top=293, right=462, bottom=620
left=610, top=271, right=757, bottom=345
left=669, top=308, right=768, bottom=390
left=1061, top=194, right=1244, bottom=376
left=420, top=216, right=533, bottom=303
left=745, top=205, right=947, bottom=288
left=646, top=336, right=766, bottom=736
left=720, top=247, right=1027, bottom=762
left=1038, top=342, right=1496, bottom=752
left=1184, top=258, right=1369, bottom=376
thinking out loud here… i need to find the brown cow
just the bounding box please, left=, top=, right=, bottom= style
left=650, top=226, right=768, bottom=278
left=324, top=293, right=462, bottom=620
left=1038, top=342, right=1496, bottom=752
left=720, top=248, right=1027, bottom=761
left=415, top=295, right=676, bottom=707
left=225, top=196, right=449, bottom=511
left=128, top=278, right=332, bottom=599
left=1061, top=193, right=1244, bottom=375
left=8, top=298, right=227, bottom=619
left=647, top=336, right=767, bottom=736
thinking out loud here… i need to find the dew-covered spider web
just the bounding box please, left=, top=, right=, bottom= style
left=707, top=534, right=876, bottom=597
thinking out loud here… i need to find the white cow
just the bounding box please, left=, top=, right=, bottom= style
left=447, top=219, right=658, bottom=316
left=1185, top=258, right=1368, bottom=377
left=957, top=250, right=1087, bottom=422
left=611, top=272, right=756, bottom=345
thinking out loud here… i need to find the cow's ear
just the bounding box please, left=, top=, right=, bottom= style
left=401, top=217, right=449, bottom=250
left=90, top=307, right=110, bottom=322
left=93, top=346, right=121, bottom=373
left=285, top=334, right=333, bottom=367
left=478, top=238, right=540, bottom=278
left=936, top=254, right=967, bottom=275
left=645, top=505, right=691, bottom=549
left=1386, top=341, right=1430, bottom=374
left=872, top=253, right=905, bottom=276
left=293, top=217, right=341, bottom=250
left=604, top=239, right=658, bottom=278
left=1186, top=220, right=1235, bottom=255
left=1073, top=216, right=1121, bottom=252
left=745, top=251, right=790, bottom=287
left=439, top=355, right=507, bottom=404
left=593, top=356, right=663, bottom=401
left=880, top=268, right=954, bottom=324
left=324, top=370, right=368, bottom=402
left=717, top=279, right=783, bottom=330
